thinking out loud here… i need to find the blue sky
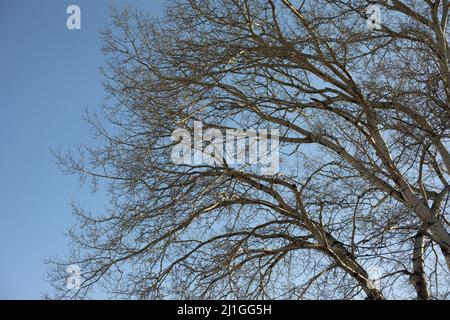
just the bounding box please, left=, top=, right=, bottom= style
left=0, top=0, right=165, bottom=299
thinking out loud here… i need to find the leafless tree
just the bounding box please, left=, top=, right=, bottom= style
left=48, top=0, right=450, bottom=300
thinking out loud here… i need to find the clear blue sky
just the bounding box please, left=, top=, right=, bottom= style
left=0, top=0, right=165, bottom=299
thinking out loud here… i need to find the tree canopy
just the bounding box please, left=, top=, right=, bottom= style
left=50, top=0, right=450, bottom=299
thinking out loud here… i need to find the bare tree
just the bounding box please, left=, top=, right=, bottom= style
left=48, top=0, right=450, bottom=300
